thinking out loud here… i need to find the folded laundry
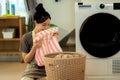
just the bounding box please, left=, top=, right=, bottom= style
left=34, top=27, right=63, bottom=66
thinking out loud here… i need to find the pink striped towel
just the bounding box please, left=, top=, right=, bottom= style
left=33, top=27, right=63, bottom=66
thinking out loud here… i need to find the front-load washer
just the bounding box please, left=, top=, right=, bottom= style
left=75, top=1, right=120, bottom=80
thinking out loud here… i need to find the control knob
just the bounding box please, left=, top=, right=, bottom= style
left=100, top=3, right=105, bottom=9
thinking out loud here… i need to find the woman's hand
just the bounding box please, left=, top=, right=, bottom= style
left=53, top=32, right=59, bottom=39
left=33, top=39, right=42, bottom=49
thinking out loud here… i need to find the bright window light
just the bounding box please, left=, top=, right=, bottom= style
left=0, top=0, right=28, bottom=24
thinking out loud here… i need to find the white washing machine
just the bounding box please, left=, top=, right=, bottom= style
left=75, top=1, right=120, bottom=80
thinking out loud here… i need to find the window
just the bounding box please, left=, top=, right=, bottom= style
left=0, top=0, right=28, bottom=24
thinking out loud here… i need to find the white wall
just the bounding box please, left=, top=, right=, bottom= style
left=37, top=0, right=81, bottom=41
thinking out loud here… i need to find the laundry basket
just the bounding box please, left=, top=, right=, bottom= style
left=44, top=52, right=86, bottom=80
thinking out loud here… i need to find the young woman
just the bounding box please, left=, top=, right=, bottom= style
left=20, top=3, right=54, bottom=80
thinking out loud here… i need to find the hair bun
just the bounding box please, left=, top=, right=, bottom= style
left=35, top=3, right=46, bottom=13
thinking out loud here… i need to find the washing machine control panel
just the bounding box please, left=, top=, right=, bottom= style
left=99, top=3, right=120, bottom=10
left=78, top=2, right=120, bottom=10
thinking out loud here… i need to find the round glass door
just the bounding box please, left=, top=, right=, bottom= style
left=80, top=13, right=120, bottom=58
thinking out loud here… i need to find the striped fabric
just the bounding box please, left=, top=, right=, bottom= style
left=33, top=27, right=63, bottom=66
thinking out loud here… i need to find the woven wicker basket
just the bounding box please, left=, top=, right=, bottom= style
left=44, top=52, right=86, bottom=80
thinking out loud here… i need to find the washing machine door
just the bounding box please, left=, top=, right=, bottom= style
left=80, top=13, right=120, bottom=58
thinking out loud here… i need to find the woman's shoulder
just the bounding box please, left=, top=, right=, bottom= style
left=23, top=31, right=32, bottom=37
left=22, top=31, right=32, bottom=40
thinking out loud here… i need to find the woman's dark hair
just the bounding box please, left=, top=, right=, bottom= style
left=34, top=3, right=51, bottom=23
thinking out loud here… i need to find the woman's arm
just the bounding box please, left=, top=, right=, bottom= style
left=22, top=40, right=42, bottom=63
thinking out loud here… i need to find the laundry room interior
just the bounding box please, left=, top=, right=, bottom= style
left=0, top=0, right=120, bottom=80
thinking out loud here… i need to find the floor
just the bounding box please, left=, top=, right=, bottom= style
left=0, top=62, right=27, bottom=80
